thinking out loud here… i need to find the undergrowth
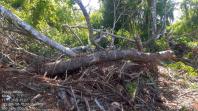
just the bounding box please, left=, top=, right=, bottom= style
left=126, top=81, right=137, bottom=98
left=167, top=62, right=198, bottom=77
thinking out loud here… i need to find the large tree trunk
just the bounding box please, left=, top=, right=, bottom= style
left=0, top=5, right=76, bottom=57
left=33, top=49, right=174, bottom=75
left=143, top=0, right=157, bottom=47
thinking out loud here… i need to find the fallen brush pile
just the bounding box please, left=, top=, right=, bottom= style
left=0, top=4, right=197, bottom=111
left=0, top=61, right=170, bottom=111
left=0, top=12, right=175, bottom=110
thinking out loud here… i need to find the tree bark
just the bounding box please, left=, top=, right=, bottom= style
left=143, top=0, right=168, bottom=46
left=35, top=50, right=175, bottom=75
left=143, top=0, right=157, bottom=47
left=75, top=0, right=103, bottom=49
left=75, top=0, right=94, bottom=44
left=151, top=0, right=157, bottom=39
left=0, top=5, right=76, bottom=57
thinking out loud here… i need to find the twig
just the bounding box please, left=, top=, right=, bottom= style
left=105, top=66, right=117, bottom=82
left=99, top=31, right=135, bottom=43
left=78, top=68, right=89, bottom=80
left=84, top=97, right=91, bottom=111
left=61, top=25, right=135, bottom=43
left=119, top=62, right=127, bottom=78
left=65, top=24, right=87, bottom=29
left=0, top=52, right=16, bottom=65
left=75, top=0, right=103, bottom=49
left=62, top=24, right=84, bottom=45
left=71, top=45, right=91, bottom=53
left=19, top=82, right=40, bottom=93
left=94, top=98, right=106, bottom=111
left=70, top=86, right=80, bottom=111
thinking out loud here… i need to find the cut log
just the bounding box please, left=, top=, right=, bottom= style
left=0, top=5, right=76, bottom=57
left=35, top=49, right=175, bottom=75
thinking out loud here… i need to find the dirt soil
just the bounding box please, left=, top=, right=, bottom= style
left=0, top=62, right=198, bottom=111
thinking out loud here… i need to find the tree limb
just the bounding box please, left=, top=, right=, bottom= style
left=75, top=0, right=93, bottom=44
left=62, top=25, right=135, bottom=43
left=75, top=0, right=103, bottom=49
left=0, top=5, right=76, bottom=57
left=62, top=24, right=84, bottom=46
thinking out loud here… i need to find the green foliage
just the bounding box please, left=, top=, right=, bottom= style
left=67, top=0, right=75, bottom=7
left=167, top=62, right=198, bottom=77
left=101, top=0, right=175, bottom=40
left=170, top=0, right=198, bottom=48
left=97, top=37, right=110, bottom=48
left=126, top=82, right=137, bottom=97
left=101, top=0, right=114, bottom=28
left=30, top=0, right=73, bottom=30
left=11, top=0, right=25, bottom=8
left=116, top=29, right=130, bottom=37
left=181, top=0, right=198, bottom=19
left=0, top=0, right=90, bottom=55
left=0, top=0, right=195, bottom=55
left=176, top=36, right=192, bottom=45
left=90, top=11, right=103, bottom=29
left=155, top=37, right=169, bottom=51
left=187, top=41, right=198, bottom=48
left=115, top=29, right=133, bottom=48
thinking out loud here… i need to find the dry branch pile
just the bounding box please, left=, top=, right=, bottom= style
left=0, top=3, right=180, bottom=111
left=0, top=61, right=170, bottom=111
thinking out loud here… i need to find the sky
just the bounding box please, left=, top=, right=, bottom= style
left=81, top=0, right=100, bottom=12
left=173, top=0, right=183, bottom=22
left=81, top=0, right=183, bottom=22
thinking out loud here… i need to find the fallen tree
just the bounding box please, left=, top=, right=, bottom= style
left=0, top=4, right=175, bottom=77
left=0, top=5, right=76, bottom=57
left=32, top=49, right=175, bottom=75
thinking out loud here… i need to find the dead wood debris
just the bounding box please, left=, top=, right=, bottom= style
left=0, top=61, right=171, bottom=111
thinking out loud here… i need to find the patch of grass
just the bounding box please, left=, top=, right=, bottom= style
left=167, top=62, right=198, bottom=77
